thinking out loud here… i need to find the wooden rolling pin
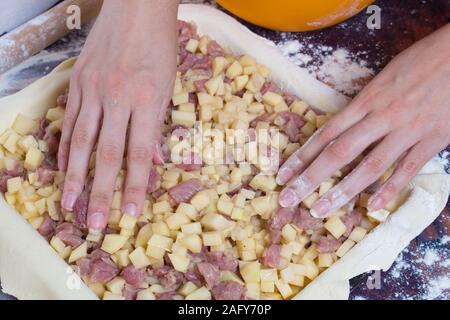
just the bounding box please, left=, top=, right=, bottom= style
left=0, top=0, right=103, bottom=74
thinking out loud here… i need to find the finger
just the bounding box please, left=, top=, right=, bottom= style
left=61, top=93, right=101, bottom=211
left=58, top=73, right=82, bottom=171
left=279, top=113, right=389, bottom=208
left=368, top=139, right=436, bottom=211
left=87, top=105, right=130, bottom=232
left=311, top=131, right=417, bottom=217
left=121, top=110, right=158, bottom=217
left=276, top=99, right=370, bottom=186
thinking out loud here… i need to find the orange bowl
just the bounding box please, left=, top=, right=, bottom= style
left=216, top=0, right=375, bottom=32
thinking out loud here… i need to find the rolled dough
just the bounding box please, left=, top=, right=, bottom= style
left=0, top=4, right=448, bottom=300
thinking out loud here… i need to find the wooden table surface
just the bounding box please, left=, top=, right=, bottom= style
left=0, top=0, right=449, bottom=300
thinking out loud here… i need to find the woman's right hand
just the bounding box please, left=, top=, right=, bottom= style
left=59, top=0, right=179, bottom=233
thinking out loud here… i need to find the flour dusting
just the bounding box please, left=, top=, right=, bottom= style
left=276, top=34, right=374, bottom=97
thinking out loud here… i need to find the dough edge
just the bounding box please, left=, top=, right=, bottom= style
left=0, top=4, right=448, bottom=300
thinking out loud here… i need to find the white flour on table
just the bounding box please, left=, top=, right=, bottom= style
left=275, top=34, right=374, bottom=97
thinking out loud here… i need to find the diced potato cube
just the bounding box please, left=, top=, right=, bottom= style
left=304, top=110, right=317, bottom=125
left=261, top=281, right=275, bottom=293
left=3, top=131, right=21, bottom=153
left=181, top=222, right=202, bottom=235
left=89, top=283, right=106, bottom=299
left=148, top=234, right=173, bottom=251
left=226, top=60, right=243, bottom=79
left=176, top=203, right=198, bottom=220
left=24, top=147, right=44, bottom=171
left=106, top=277, right=126, bottom=295
left=172, top=110, right=196, bottom=128
left=152, top=201, right=172, bottom=214
left=108, top=209, right=122, bottom=226
left=302, top=258, right=319, bottom=280
left=232, top=75, right=249, bottom=91
left=102, top=291, right=125, bottom=300
left=367, top=209, right=390, bottom=223
left=217, top=194, right=233, bottom=216
left=316, top=115, right=329, bottom=128
left=199, top=104, right=213, bottom=122
left=7, top=176, right=22, bottom=193
left=101, top=234, right=128, bottom=254
left=50, top=236, right=66, bottom=254
left=212, top=56, right=228, bottom=77
left=179, top=234, right=202, bottom=253
left=185, top=38, right=199, bottom=53
left=166, top=213, right=190, bottom=230
left=135, top=223, right=153, bottom=247
left=202, top=231, right=223, bottom=246
left=324, top=216, right=347, bottom=239
left=319, top=180, right=334, bottom=196
left=178, top=282, right=199, bottom=296
left=152, top=221, right=171, bottom=237
left=260, top=269, right=278, bottom=282
left=200, top=212, right=232, bottom=231
left=129, top=246, right=152, bottom=268
left=205, top=76, right=223, bottom=96
left=168, top=253, right=190, bottom=272
left=190, top=190, right=210, bottom=211
left=172, top=91, right=189, bottom=106
left=336, top=239, right=355, bottom=257
left=349, top=226, right=367, bottom=242
left=245, top=283, right=260, bottom=299
left=18, top=135, right=38, bottom=152
left=12, top=114, right=37, bottom=135
left=302, top=192, right=319, bottom=209
left=119, top=213, right=137, bottom=230
left=114, top=249, right=130, bottom=268
left=220, top=270, right=245, bottom=285
left=290, top=100, right=308, bottom=116
left=318, top=253, right=334, bottom=268
left=46, top=106, right=65, bottom=121
left=263, top=92, right=283, bottom=107
left=239, top=261, right=260, bottom=284
left=136, top=288, right=156, bottom=300
left=185, top=286, right=211, bottom=300
left=68, top=242, right=88, bottom=263
left=274, top=280, right=293, bottom=299
left=300, top=122, right=315, bottom=137
left=281, top=224, right=297, bottom=243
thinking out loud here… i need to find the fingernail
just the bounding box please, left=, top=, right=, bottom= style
left=124, top=203, right=138, bottom=217
left=61, top=192, right=77, bottom=211
left=276, top=167, right=294, bottom=185
left=88, top=212, right=105, bottom=231
left=279, top=188, right=298, bottom=207
left=368, top=195, right=384, bottom=211
left=311, top=199, right=331, bottom=217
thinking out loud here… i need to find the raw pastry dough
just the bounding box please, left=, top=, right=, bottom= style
left=0, top=4, right=448, bottom=300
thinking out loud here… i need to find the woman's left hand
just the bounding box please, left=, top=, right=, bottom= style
left=277, top=24, right=450, bottom=217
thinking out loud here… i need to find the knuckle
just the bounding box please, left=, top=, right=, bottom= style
left=325, top=139, right=349, bottom=161
left=383, top=181, right=397, bottom=194
left=317, top=123, right=336, bottom=144
left=64, top=172, right=84, bottom=189
left=71, top=126, right=92, bottom=148
left=63, top=110, right=78, bottom=126
left=90, top=191, right=111, bottom=208
left=400, top=159, right=419, bottom=175
left=98, top=143, right=122, bottom=164
left=364, top=155, right=385, bottom=174
left=128, top=146, right=151, bottom=165
left=124, top=185, right=146, bottom=196
left=104, top=71, right=127, bottom=93
left=80, top=69, right=98, bottom=84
